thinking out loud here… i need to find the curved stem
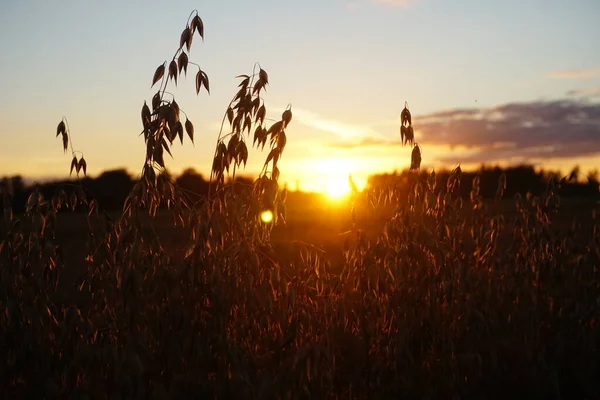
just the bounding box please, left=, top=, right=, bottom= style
left=63, top=117, right=75, bottom=156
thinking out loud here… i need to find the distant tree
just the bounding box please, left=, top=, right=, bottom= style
left=84, top=169, right=135, bottom=211
left=175, top=168, right=208, bottom=203
left=366, top=164, right=597, bottom=201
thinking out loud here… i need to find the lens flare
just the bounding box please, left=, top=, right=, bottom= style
left=260, top=209, right=274, bottom=223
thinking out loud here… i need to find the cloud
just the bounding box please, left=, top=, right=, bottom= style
left=329, top=137, right=403, bottom=149
left=567, top=86, right=600, bottom=99
left=345, top=0, right=417, bottom=9
left=291, top=107, right=387, bottom=141
left=371, top=0, right=417, bottom=6
left=546, top=68, right=600, bottom=80
left=413, top=99, right=600, bottom=165
left=327, top=98, right=600, bottom=167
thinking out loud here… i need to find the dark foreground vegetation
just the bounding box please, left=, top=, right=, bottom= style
left=1, top=10, right=600, bottom=399
left=2, top=163, right=598, bottom=214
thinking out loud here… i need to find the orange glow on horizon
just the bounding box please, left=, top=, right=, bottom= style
left=292, top=157, right=368, bottom=199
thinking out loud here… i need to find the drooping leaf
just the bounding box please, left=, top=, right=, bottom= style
left=62, top=133, right=68, bottom=153
left=146, top=137, right=155, bottom=162
left=195, top=70, right=202, bottom=94
left=259, top=68, right=269, bottom=84
left=200, top=70, right=210, bottom=94
left=253, top=126, right=262, bottom=146
left=255, top=105, right=266, bottom=124
left=175, top=121, right=184, bottom=145
left=410, top=144, right=422, bottom=170
left=171, top=100, right=180, bottom=121
left=265, top=148, right=279, bottom=167
left=70, top=156, right=78, bottom=176
left=243, top=115, right=252, bottom=134
left=406, top=125, right=414, bottom=145
left=191, top=15, right=204, bottom=40
left=169, top=60, right=178, bottom=85
left=253, top=79, right=265, bottom=95
left=282, top=108, right=292, bottom=127
left=78, top=158, right=87, bottom=176
left=277, top=131, right=287, bottom=151
left=177, top=52, right=189, bottom=75
left=401, top=105, right=412, bottom=126
left=267, top=120, right=283, bottom=136
left=185, top=118, right=194, bottom=143
left=56, top=120, right=65, bottom=137
left=180, top=27, right=191, bottom=50
left=239, top=141, right=248, bottom=167
left=152, top=63, right=166, bottom=88
left=161, top=137, right=173, bottom=158
left=153, top=142, right=165, bottom=168
left=400, top=125, right=407, bottom=145
left=152, top=92, right=161, bottom=111
left=141, top=101, right=151, bottom=128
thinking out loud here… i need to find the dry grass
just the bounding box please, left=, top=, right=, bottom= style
left=1, top=10, right=599, bottom=399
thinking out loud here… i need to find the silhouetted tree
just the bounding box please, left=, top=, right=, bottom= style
left=175, top=168, right=209, bottom=203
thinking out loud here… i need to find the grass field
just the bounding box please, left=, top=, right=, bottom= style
left=2, top=8, right=600, bottom=397
left=4, top=176, right=600, bottom=398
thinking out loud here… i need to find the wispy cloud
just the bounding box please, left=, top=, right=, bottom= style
left=546, top=68, right=600, bottom=80
left=291, top=108, right=386, bottom=141
left=566, top=86, right=600, bottom=99
left=328, top=137, right=403, bottom=149
left=345, top=0, right=418, bottom=10
left=371, top=0, right=417, bottom=6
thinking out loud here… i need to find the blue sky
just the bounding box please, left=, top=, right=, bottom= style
left=1, top=0, right=599, bottom=191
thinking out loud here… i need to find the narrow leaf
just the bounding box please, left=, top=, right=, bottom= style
left=152, top=63, right=166, bottom=88
left=259, top=68, right=269, bottom=84
left=178, top=52, right=189, bottom=75
left=185, top=118, right=194, bottom=144
left=267, top=120, right=283, bottom=135
left=70, top=157, right=78, bottom=176
left=191, top=15, right=204, bottom=40
left=78, top=158, right=87, bottom=176
left=282, top=109, right=292, bottom=127
left=161, top=137, right=173, bottom=158
left=200, top=70, right=210, bottom=94
left=180, top=27, right=191, bottom=50
left=152, top=92, right=161, bottom=111
left=169, top=60, right=178, bottom=85
left=195, top=70, right=202, bottom=95
left=175, top=120, right=184, bottom=145
left=62, top=133, right=68, bottom=153
left=56, top=120, right=65, bottom=137
left=171, top=100, right=180, bottom=121
left=141, top=101, right=151, bottom=128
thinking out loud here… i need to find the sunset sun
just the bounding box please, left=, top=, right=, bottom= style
left=324, top=177, right=351, bottom=198
left=309, top=157, right=367, bottom=200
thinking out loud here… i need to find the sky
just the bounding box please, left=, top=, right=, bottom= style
left=0, top=0, right=599, bottom=192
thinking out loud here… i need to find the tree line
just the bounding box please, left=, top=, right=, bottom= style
left=1, top=164, right=598, bottom=214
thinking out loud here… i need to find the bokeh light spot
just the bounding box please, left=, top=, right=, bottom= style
left=260, top=209, right=274, bottom=223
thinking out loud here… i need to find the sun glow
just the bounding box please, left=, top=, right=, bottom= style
left=303, top=157, right=367, bottom=200
left=324, top=177, right=351, bottom=198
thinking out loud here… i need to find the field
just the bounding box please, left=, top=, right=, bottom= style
left=2, top=9, right=600, bottom=399
left=48, top=193, right=600, bottom=271
left=3, top=189, right=599, bottom=398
